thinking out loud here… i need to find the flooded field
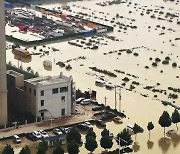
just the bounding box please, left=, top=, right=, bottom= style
left=5, top=0, right=180, bottom=153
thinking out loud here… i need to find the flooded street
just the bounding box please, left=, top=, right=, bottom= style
left=5, top=0, right=180, bottom=153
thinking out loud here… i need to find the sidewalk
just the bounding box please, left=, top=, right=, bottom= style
left=0, top=105, right=94, bottom=138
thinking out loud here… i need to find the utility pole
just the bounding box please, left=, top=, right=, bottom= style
left=115, top=86, right=117, bottom=109
left=115, top=86, right=122, bottom=112
left=104, top=96, right=107, bottom=107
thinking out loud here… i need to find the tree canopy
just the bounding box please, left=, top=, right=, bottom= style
left=116, top=129, right=133, bottom=147
left=133, top=123, right=144, bottom=141
left=147, top=122, right=154, bottom=140
left=171, top=109, right=180, bottom=130
left=66, top=127, right=82, bottom=144
left=2, top=145, right=14, bottom=154
left=100, top=135, right=113, bottom=150
left=101, top=128, right=109, bottom=137
left=19, top=145, right=31, bottom=154
left=85, top=136, right=98, bottom=153
left=86, top=128, right=96, bottom=140
left=67, top=141, right=79, bottom=154
left=159, top=111, right=172, bottom=137
left=53, top=144, right=64, bottom=154
left=37, top=140, right=48, bottom=154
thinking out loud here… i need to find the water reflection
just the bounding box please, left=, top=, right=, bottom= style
left=158, top=137, right=171, bottom=153
left=132, top=141, right=140, bottom=152
left=171, top=134, right=180, bottom=148
left=147, top=140, right=154, bottom=150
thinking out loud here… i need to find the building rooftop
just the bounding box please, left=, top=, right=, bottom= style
left=7, top=70, right=24, bottom=77
left=25, top=72, right=72, bottom=86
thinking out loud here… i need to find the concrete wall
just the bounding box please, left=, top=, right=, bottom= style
left=0, top=0, right=7, bottom=125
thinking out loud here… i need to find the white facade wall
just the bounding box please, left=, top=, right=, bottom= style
left=36, top=82, right=72, bottom=118
left=25, top=74, right=74, bottom=119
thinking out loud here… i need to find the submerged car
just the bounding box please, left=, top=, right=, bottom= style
left=113, top=117, right=123, bottom=124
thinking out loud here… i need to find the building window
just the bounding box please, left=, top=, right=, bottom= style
left=52, top=88, right=58, bottom=94
left=61, top=96, right=65, bottom=102
left=60, top=86, right=68, bottom=93
left=41, top=90, right=44, bottom=96
left=34, top=90, right=36, bottom=96
left=41, top=100, right=44, bottom=106
left=41, top=112, right=44, bottom=117
left=29, top=88, right=31, bottom=93
left=61, top=108, right=65, bottom=116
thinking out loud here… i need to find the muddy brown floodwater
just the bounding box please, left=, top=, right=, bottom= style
left=5, top=0, right=180, bottom=153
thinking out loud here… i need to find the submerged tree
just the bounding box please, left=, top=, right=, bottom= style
left=133, top=123, right=144, bottom=141
left=171, top=109, right=180, bottom=131
left=116, top=129, right=133, bottom=150
left=147, top=122, right=154, bottom=140
left=159, top=111, right=172, bottom=137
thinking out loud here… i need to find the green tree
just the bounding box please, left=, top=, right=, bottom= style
left=86, top=128, right=96, bottom=140
left=100, top=135, right=113, bottom=151
left=159, top=111, right=172, bottom=137
left=133, top=123, right=144, bottom=141
left=116, top=129, right=133, bottom=148
left=85, top=136, right=98, bottom=153
left=66, top=127, right=82, bottom=144
left=171, top=109, right=180, bottom=130
left=147, top=122, right=154, bottom=140
left=2, top=144, right=14, bottom=154
left=53, top=144, right=64, bottom=154
left=101, top=128, right=109, bottom=137
left=67, top=141, right=79, bottom=154
left=19, top=145, right=31, bottom=154
left=37, top=140, right=48, bottom=154
left=76, top=89, right=84, bottom=99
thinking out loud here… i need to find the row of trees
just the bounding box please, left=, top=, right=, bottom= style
left=159, top=109, right=180, bottom=137
left=2, top=109, right=179, bottom=154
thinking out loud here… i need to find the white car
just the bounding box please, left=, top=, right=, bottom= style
left=32, top=131, right=42, bottom=139
left=84, top=122, right=93, bottom=128
left=53, top=128, right=63, bottom=135
left=13, top=135, right=21, bottom=143
left=76, top=97, right=85, bottom=104
left=81, top=99, right=91, bottom=105
left=38, top=130, right=49, bottom=138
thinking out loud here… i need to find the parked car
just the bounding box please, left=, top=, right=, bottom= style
left=38, top=130, right=49, bottom=138
left=53, top=128, right=63, bottom=135
left=166, top=130, right=176, bottom=137
left=26, top=132, right=37, bottom=141
left=61, top=127, right=71, bottom=134
left=81, top=99, right=91, bottom=105
left=76, top=97, right=85, bottom=104
left=32, top=131, right=42, bottom=139
left=95, top=120, right=106, bottom=127
left=84, top=121, right=93, bottom=128
left=92, top=105, right=103, bottom=111
left=113, top=117, right=123, bottom=124
left=109, top=132, right=114, bottom=138
left=77, top=123, right=90, bottom=131
left=13, top=135, right=21, bottom=143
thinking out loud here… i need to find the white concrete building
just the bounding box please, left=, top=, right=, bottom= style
left=7, top=71, right=75, bottom=120
left=24, top=72, right=75, bottom=119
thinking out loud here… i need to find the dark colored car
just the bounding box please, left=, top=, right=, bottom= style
left=92, top=105, right=103, bottom=111
left=26, top=132, right=37, bottom=141
left=95, top=120, right=106, bottom=127
left=77, top=124, right=90, bottom=131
